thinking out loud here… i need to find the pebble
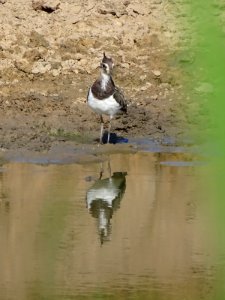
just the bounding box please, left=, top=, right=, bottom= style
left=121, top=62, right=130, bottom=69
left=140, top=86, right=147, bottom=91
left=152, top=70, right=161, bottom=77
left=74, top=53, right=84, bottom=60
left=32, top=62, right=51, bottom=74
left=140, top=75, right=147, bottom=81
left=32, top=0, right=60, bottom=12
left=126, top=3, right=151, bottom=16
left=52, top=69, right=60, bottom=76
left=61, top=59, right=76, bottom=70
left=151, top=94, right=158, bottom=101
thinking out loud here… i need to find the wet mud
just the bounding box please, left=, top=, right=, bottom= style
left=0, top=0, right=206, bottom=155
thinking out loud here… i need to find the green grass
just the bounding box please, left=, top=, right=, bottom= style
left=188, top=1, right=225, bottom=299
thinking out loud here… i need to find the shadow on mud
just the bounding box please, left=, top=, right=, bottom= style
left=95, top=131, right=129, bottom=144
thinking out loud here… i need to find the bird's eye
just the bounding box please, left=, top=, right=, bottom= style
left=102, top=63, right=107, bottom=69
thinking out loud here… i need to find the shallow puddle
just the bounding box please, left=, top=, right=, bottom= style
left=0, top=151, right=217, bottom=300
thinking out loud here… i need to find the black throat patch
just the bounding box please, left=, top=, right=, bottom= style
left=91, top=77, right=115, bottom=100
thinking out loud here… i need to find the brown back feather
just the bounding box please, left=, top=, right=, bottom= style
left=113, top=87, right=127, bottom=113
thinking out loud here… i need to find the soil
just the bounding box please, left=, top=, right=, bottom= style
left=0, top=0, right=201, bottom=154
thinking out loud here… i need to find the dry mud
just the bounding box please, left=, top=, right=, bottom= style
left=0, top=0, right=203, bottom=154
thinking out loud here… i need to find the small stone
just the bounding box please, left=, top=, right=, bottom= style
left=78, top=58, right=88, bottom=66
left=43, top=0, right=60, bottom=11
left=61, top=59, right=76, bottom=71
left=32, top=61, right=51, bottom=74
left=152, top=70, right=161, bottom=77
left=32, top=0, right=60, bottom=13
left=74, top=53, right=84, bottom=60
left=140, top=86, right=147, bottom=91
left=98, top=2, right=127, bottom=17
left=32, top=0, right=44, bottom=10
left=140, top=75, right=147, bottom=81
left=23, top=49, right=42, bottom=61
left=52, top=69, right=60, bottom=77
left=151, top=94, right=158, bottom=101
left=120, top=62, right=130, bottom=69
left=14, top=60, right=32, bottom=74
left=140, top=82, right=152, bottom=91
left=123, top=0, right=130, bottom=6
left=70, top=4, right=82, bottom=14
left=126, top=3, right=151, bottom=15
left=71, top=17, right=81, bottom=24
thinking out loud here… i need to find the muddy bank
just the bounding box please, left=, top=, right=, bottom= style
left=0, top=137, right=202, bottom=166
left=0, top=0, right=205, bottom=152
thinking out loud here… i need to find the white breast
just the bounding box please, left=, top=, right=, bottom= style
left=101, top=73, right=110, bottom=90
left=87, top=89, right=120, bottom=117
left=86, top=184, right=119, bottom=209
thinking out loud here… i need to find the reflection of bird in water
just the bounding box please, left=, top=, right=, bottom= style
left=86, top=171, right=127, bottom=244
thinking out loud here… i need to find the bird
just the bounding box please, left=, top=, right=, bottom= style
left=86, top=170, right=127, bottom=244
left=87, top=53, right=127, bottom=144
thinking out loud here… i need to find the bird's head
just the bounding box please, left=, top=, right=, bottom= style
left=100, top=52, right=114, bottom=75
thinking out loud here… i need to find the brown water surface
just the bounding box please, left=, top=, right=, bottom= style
left=0, top=152, right=216, bottom=300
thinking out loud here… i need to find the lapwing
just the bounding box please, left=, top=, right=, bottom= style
left=87, top=53, right=127, bottom=144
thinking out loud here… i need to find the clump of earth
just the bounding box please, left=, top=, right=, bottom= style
left=0, top=0, right=207, bottom=152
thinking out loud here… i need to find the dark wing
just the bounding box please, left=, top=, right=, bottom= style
left=114, top=86, right=127, bottom=113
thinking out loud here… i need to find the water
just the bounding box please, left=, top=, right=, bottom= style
left=0, top=151, right=217, bottom=300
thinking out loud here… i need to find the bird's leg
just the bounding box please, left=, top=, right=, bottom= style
left=107, top=157, right=112, bottom=178
left=99, top=115, right=104, bottom=144
left=99, top=161, right=104, bottom=179
left=107, top=116, right=113, bottom=144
